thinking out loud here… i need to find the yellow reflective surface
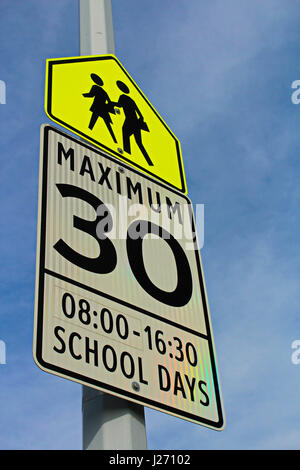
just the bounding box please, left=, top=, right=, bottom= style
left=45, top=55, right=187, bottom=193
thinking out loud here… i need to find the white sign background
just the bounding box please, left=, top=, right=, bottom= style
left=33, top=124, right=224, bottom=430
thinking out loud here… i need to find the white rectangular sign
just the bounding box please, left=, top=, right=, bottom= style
left=33, top=124, right=225, bottom=429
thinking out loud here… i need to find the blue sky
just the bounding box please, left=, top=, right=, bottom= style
left=0, top=0, right=300, bottom=450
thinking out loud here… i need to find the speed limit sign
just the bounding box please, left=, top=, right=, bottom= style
left=33, top=124, right=225, bottom=430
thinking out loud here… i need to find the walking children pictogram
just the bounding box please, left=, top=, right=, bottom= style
left=113, top=80, right=153, bottom=166
left=83, top=75, right=152, bottom=167
left=82, top=73, right=117, bottom=143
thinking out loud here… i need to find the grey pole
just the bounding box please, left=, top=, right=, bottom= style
left=79, top=0, right=147, bottom=450
left=79, top=0, right=115, bottom=55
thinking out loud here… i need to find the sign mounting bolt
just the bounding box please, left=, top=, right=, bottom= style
left=132, top=382, right=140, bottom=392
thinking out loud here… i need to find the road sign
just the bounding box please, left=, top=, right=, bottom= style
left=45, top=55, right=187, bottom=194
left=33, top=124, right=224, bottom=430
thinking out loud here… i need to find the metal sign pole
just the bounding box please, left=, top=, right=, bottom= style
left=79, top=0, right=147, bottom=450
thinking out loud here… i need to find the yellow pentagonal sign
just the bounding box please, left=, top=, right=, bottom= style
left=45, top=55, right=187, bottom=193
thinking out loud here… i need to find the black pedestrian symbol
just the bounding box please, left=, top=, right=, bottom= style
left=82, top=73, right=117, bottom=143
left=113, top=81, right=153, bottom=166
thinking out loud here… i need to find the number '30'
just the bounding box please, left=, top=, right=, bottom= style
left=54, top=184, right=193, bottom=307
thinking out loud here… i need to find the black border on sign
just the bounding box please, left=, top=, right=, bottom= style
left=34, top=124, right=224, bottom=430
left=45, top=55, right=187, bottom=194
